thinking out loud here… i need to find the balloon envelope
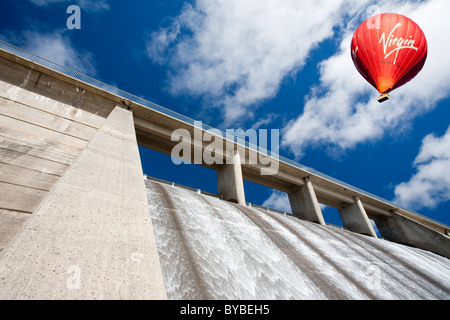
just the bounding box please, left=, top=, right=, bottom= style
left=351, top=13, right=427, bottom=100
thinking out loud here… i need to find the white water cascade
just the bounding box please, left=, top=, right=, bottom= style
left=146, top=179, right=450, bottom=300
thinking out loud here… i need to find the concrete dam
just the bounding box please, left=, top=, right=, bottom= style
left=0, top=41, right=450, bottom=300
left=146, top=178, right=450, bottom=300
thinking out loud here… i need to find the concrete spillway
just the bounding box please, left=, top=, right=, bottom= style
left=146, top=179, right=450, bottom=300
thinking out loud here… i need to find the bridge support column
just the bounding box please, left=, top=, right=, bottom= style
left=217, top=150, right=246, bottom=205
left=339, top=196, right=378, bottom=238
left=288, top=177, right=325, bottom=225
left=376, top=211, right=450, bottom=258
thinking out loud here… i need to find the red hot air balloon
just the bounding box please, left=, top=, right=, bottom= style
left=351, top=13, right=428, bottom=103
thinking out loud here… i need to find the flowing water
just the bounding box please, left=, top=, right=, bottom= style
left=146, top=180, right=450, bottom=300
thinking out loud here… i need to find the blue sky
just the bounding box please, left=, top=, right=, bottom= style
left=1, top=0, right=449, bottom=228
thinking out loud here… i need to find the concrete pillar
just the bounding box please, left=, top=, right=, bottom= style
left=0, top=106, right=167, bottom=299
left=376, top=211, right=450, bottom=259
left=217, top=150, right=246, bottom=205
left=339, top=196, right=378, bottom=238
left=288, top=177, right=325, bottom=225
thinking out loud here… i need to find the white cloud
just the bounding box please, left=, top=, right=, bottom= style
left=394, top=126, right=450, bottom=210
left=251, top=113, right=279, bottom=130
left=146, top=0, right=372, bottom=126
left=22, top=31, right=97, bottom=76
left=262, top=190, right=292, bottom=213
left=29, top=0, right=110, bottom=12
left=29, top=0, right=66, bottom=5
left=146, top=20, right=181, bottom=65
left=282, top=0, right=450, bottom=158
left=77, top=0, right=109, bottom=13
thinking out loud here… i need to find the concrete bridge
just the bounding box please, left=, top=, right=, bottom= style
left=0, top=41, right=449, bottom=299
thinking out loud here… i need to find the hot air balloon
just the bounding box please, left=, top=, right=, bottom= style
left=351, top=13, right=428, bottom=103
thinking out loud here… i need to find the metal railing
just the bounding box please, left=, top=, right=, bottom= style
left=0, top=40, right=447, bottom=229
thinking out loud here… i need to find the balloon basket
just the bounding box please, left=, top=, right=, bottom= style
left=378, top=93, right=390, bottom=103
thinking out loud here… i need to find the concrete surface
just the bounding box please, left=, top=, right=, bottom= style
left=0, top=79, right=102, bottom=249
left=0, top=106, right=167, bottom=299
left=217, top=150, right=246, bottom=205
left=376, top=211, right=450, bottom=258
left=288, top=177, right=325, bottom=225
left=339, top=197, right=378, bottom=238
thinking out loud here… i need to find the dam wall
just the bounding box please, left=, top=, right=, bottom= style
left=0, top=55, right=166, bottom=299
